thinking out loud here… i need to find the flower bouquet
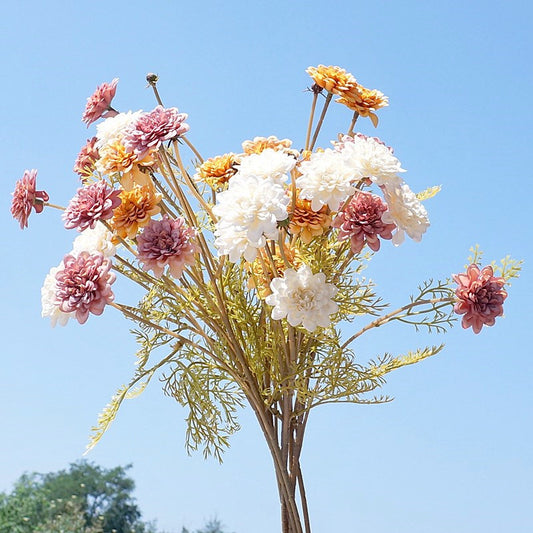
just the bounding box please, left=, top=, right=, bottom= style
left=11, top=65, right=521, bottom=533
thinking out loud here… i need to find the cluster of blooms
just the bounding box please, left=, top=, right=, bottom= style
left=10, top=67, right=510, bottom=334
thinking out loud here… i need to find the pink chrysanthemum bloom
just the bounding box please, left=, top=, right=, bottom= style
left=63, top=180, right=122, bottom=232
left=137, top=215, right=197, bottom=278
left=73, top=137, right=100, bottom=179
left=123, top=106, right=189, bottom=158
left=333, top=192, right=396, bottom=254
left=55, top=251, right=115, bottom=325
left=11, top=169, right=49, bottom=229
left=82, top=78, right=119, bottom=126
left=453, top=264, right=507, bottom=334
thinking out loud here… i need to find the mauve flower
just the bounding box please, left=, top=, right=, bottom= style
left=63, top=181, right=122, bottom=232
left=453, top=264, right=507, bottom=334
left=11, top=169, right=49, bottom=229
left=73, top=137, right=100, bottom=178
left=123, top=106, right=189, bottom=158
left=55, top=251, right=115, bottom=325
left=333, top=191, right=396, bottom=253
left=82, top=78, right=119, bottom=126
left=137, top=216, right=197, bottom=278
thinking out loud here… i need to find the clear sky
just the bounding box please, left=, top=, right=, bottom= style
left=1, top=1, right=532, bottom=532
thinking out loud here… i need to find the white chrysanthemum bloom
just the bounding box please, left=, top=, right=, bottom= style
left=41, top=263, right=75, bottom=327
left=339, top=135, right=404, bottom=187
left=95, top=110, right=142, bottom=149
left=72, top=224, right=116, bottom=258
left=265, top=265, right=339, bottom=332
left=381, top=182, right=430, bottom=245
left=213, top=174, right=289, bottom=261
left=296, top=149, right=355, bottom=212
left=214, top=225, right=263, bottom=263
left=237, top=148, right=296, bottom=185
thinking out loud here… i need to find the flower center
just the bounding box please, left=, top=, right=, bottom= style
left=293, top=287, right=316, bottom=311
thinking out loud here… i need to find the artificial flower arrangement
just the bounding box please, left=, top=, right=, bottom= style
left=11, top=65, right=521, bottom=533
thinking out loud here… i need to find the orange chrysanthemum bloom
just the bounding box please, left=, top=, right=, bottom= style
left=306, top=65, right=358, bottom=96
left=111, top=184, right=162, bottom=239
left=97, top=141, right=155, bottom=175
left=337, top=85, right=389, bottom=127
left=120, top=166, right=155, bottom=191
left=289, top=195, right=332, bottom=244
left=196, top=153, right=239, bottom=189
left=247, top=244, right=303, bottom=299
left=242, top=136, right=296, bottom=156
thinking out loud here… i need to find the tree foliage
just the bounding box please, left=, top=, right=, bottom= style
left=0, top=461, right=155, bottom=533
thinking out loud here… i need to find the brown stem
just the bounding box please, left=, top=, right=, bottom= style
left=309, top=93, right=333, bottom=151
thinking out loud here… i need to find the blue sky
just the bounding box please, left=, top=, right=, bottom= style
left=1, top=1, right=532, bottom=532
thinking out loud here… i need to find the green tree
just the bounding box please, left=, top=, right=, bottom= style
left=0, top=461, right=155, bottom=533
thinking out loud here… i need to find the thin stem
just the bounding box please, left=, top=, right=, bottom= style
left=309, top=93, right=333, bottom=151
left=182, top=136, right=204, bottom=164
left=340, top=297, right=455, bottom=350
left=43, top=202, right=65, bottom=211
left=304, top=92, right=318, bottom=151
left=347, top=111, right=359, bottom=135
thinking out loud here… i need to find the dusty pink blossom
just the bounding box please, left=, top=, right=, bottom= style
left=136, top=215, right=197, bottom=278
left=82, top=78, right=119, bottom=126
left=332, top=191, right=396, bottom=253
left=11, top=169, right=49, bottom=229
left=453, top=264, right=507, bottom=334
left=55, top=251, right=115, bottom=324
left=73, top=137, right=100, bottom=179
left=63, top=180, right=121, bottom=231
left=123, top=106, right=189, bottom=158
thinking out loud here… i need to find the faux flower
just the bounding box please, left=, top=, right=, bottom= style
left=63, top=181, right=122, bottom=232
left=306, top=65, right=357, bottom=96
left=381, top=183, right=430, bottom=244
left=82, top=78, right=119, bottom=126
left=242, top=136, right=297, bottom=156
left=213, top=174, right=289, bottom=262
left=195, top=153, right=239, bottom=189
left=11, top=169, right=49, bottom=229
left=453, top=264, right=507, bottom=334
left=247, top=243, right=302, bottom=299
left=123, top=105, right=189, bottom=158
left=296, top=148, right=355, bottom=212
left=333, top=191, right=396, bottom=253
left=337, top=85, right=389, bottom=126
left=72, top=224, right=116, bottom=258
left=265, top=265, right=338, bottom=332
left=137, top=216, right=197, bottom=278
left=338, top=134, right=404, bottom=187
left=96, top=140, right=141, bottom=175
left=288, top=195, right=332, bottom=244
left=55, top=251, right=115, bottom=324
left=237, top=148, right=296, bottom=184
left=214, top=225, right=257, bottom=263
left=96, top=111, right=143, bottom=150
left=111, top=184, right=162, bottom=239
left=73, top=137, right=100, bottom=178
left=41, top=263, right=75, bottom=327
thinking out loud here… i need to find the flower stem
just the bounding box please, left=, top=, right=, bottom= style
left=309, top=93, right=333, bottom=151
left=304, top=92, right=318, bottom=151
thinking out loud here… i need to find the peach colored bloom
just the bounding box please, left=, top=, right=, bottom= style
left=332, top=191, right=396, bottom=253
left=111, top=184, right=162, bottom=239
left=306, top=65, right=357, bottom=96
left=288, top=195, right=332, bottom=244
left=55, top=251, right=115, bottom=324
left=11, top=169, right=49, bottom=229
left=73, top=137, right=100, bottom=179
left=337, top=85, right=389, bottom=127
left=453, top=264, right=507, bottom=334
left=96, top=140, right=155, bottom=176
left=242, top=136, right=297, bottom=156
left=82, top=78, right=119, bottom=126
left=137, top=215, right=197, bottom=278
left=196, top=153, right=239, bottom=189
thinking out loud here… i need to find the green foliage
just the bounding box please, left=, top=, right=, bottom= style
left=0, top=462, right=155, bottom=533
